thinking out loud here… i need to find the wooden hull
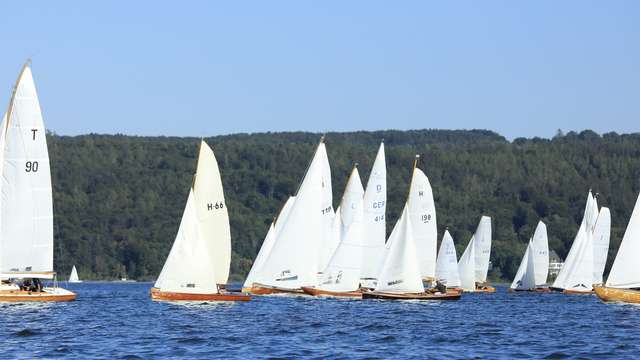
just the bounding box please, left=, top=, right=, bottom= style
left=363, top=291, right=461, bottom=301
left=595, top=286, right=640, bottom=304
left=241, top=284, right=305, bottom=296
left=301, top=286, right=362, bottom=298
left=562, top=289, right=594, bottom=295
left=508, top=287, right=551, bottom=293
left=150, top=288, right=251, bottom=301
left=464, top=285, right=496, bottom=293
left=0, top=289, right=76, bottom=302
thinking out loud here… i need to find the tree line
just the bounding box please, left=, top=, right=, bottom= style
left=47, top=129, right=640, bottom=282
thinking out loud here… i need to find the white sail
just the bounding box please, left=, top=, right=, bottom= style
left=318, top=167, right=365, bottom=292
left=154, top=189, right=218, bottom=294
left=458, top=236, right=476, bottom=292
left=435, top=230, right=461, bottom=288
left=375, top=207, right=424, bottom=293
left=243, top=196, right=296, bottom=289
left=531, top=221, right=549, bottom=286
left=521, top=242, right=537, bottom=290
left=360, top=142, right=386, bottom=282
left=592, top=207, right=610, bottom=285
left=318, top=142, right=337, bottom=272
left=0, top=64, right=54, bottom=279
left=69, top=265, right=80, bottom=283
left=606, top=193, right=640, bottom=288
left=407, top=167, right=438, bottom=279
left=552, top=192, right=593, bottom=289
left=562, top=227, right=594, bottom=292
left=192, top=140, right=231, bottom=285
left=472, top=216, right=492, bottom=282
left=510, top=243, right=530, bottom=289
left=553, top=190, right=607, bottom=292
left=255, top=141, right=329, bottom=289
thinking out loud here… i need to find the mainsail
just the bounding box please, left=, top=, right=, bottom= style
left=407, top=167, right=438, bottom=280
left=193, top=140, right=231, bottom=285
left=473, top=216, right=492, bottom=282
left=317, top=166, right=365, bottom=292
left=255, top=140, right=331, bottom=289
left=0, top=64, right=54, bottom=279
left=458, top=235, right=476, bottom=291
left=435, top=230, right=461, bottom=288
left=360, top=142, right=387, bottom=283
left=606, top=192, right=640, bottom=288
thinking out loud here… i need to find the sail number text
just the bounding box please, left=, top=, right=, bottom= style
left=207, top=202, right=224, bottom=211
left=25, top=161, right=39, bottom=173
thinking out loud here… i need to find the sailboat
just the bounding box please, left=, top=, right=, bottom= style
left=458, top=216, right=494, bottom=293
left=242, top=196, right=296, bottom=293
left=435, top=230, right=461, bottom=290
left=363, top=157, right=460, bottom=300
left=0, top=62, right=75, bottom=302
left=68, top=266, right=82, bottom=283
left=302, top=165, right=365, bottom=297
left=509, top=221, right=549, bottom=292
left=551, top=190, right=610, bottom=294
left=359, top=142, right=386, bottom=290
left=247, top=138, right=334, bottom=295
left=595, top=192, right=640, bottom=303
left=151, top=140, right=249, bottom=301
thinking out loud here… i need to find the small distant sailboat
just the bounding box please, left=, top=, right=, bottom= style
left=151, top=140, right=249, bottom=301
left=595, top=193, right=640, bottom=304
left=68, top=266, right=82, bottom=283
left=0, top=62, right=75, bottom=302
left=551, top=190, right=610, bottom=294
left=303, top=165, right=365, bottom=298
left=363, top=157, right=460, bottom=301
left=435, top=230, right=461, bottom=290
left=248, top=138, right=334, bottom=295
left=458, top=216, right=494, bottom=293
left=509, top=221, right=549, bottom=292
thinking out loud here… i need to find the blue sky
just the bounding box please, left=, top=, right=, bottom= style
left=0, top=1, right=638, bottom=139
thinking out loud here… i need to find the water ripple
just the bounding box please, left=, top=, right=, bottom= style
left=1, top=283, right=640, bottom=359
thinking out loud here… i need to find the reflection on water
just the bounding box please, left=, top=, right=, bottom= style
left=0, top=282, right=638, bottom=359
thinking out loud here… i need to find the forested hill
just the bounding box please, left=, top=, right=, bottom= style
left=48, top=129, right=640, bottom=282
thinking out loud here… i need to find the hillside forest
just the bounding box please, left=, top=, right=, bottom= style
left=48, top=129, right=640, bottom=282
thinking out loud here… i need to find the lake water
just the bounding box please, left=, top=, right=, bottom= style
left=0, top=282, right=638, bottom=359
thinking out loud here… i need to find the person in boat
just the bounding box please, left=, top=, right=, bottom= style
left=435, top=280, right=447, bottom=294
left=33, top=278, right=43, bottom=292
